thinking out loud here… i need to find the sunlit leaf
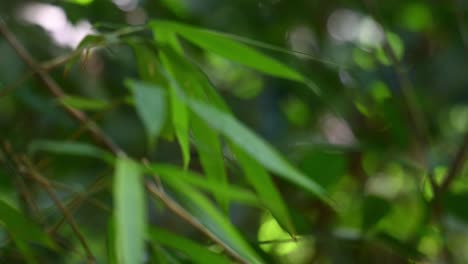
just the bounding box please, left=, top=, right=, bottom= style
left=231, top=145, right=295, bottom=236
left=126, top=80, right=167, bottom=147
left=113, top=158, right=147, bottom=264
left=148, top=227, right=231, bottom=264
left=187, top=98, right=330, bottom=203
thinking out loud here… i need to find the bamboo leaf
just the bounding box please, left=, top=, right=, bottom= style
left=230, top=145, right=295, bottom=236
left=28, top=140, right=113, bottom=162
left=126, top=80, right=167, bottom=148
left=148, top=228, right=231, bottom=264
left=147, top=164, right=260, bottom=206
left=59, top=95, right=110, bottom=111
left=187, top=99, right=330, bottom=203
left=113, top=158, right=147, bottom=264
left=161, top=178, right=263, bottom=263
left=151, top=21, right=304, bottom=82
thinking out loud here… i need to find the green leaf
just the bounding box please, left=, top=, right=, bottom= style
left=147, top=164, right=260, bottom=206
left=113, top=158, right=147, bottom=264
left=0, top=200, right=55, bottom=249
left=162, top=179, right=263, bottom=264
left=443, top=192, right=468, bottom=223
left=187, top=98, right=330, bottom=204
left=231, top=145, right=295, bottom=236
left=59, top=95, right=110, bottom=111
left=28, top=140, right=113, bottom=162
left=126, top=80, right=168, bottom=148
left=150, top=20, right=321, bottom=94
left=169, top=83, right=190, bottom=168
left=362, top=195, right=391, bottom=231
left=148, top=227, right=231, bottom=264
left=191, top=115, right=230, bottom=212
left=300, top=150, right=346, bottom=189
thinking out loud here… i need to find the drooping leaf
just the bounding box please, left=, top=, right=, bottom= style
left=0, top=200, right=55, bottom=249
left=113, top=158, right=147, bottom=264
left=148, top=227, right=231, bottom=264
left=158, top=48, right=229, bottom=210
left=362, top=195, right=391, bottom=231
left=187, top=98, right=330, bottom=203
left=167, top=80, right=190, bottom=168
left=148, top=164, right=260, bottom=206
left=191, top=115, right=230, bottom=212
left=150, top=21, right=315, bottom=89
left=126, top=80, right=167, bottom=148
left=161, top=178, right=263, bottom=264
left=28, top=140, right=113, bottom=162
left=59, top=95, right=110, bottom=111
left=231, top=145, right=295, bottom=236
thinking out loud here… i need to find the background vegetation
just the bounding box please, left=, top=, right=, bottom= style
left=1, top=0, right=468, bottom=263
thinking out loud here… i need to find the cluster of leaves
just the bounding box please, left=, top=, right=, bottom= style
left=1, top=1, right=468, bottom=263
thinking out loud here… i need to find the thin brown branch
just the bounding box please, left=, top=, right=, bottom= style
left=145, top=181, right=249, bottom=264
left=21, top=156, right=96, bottom=264
left=0, top=19, right=123, bottom=156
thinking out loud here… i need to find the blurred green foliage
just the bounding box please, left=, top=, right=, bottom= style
left=0, top=0, right=468, bottom=263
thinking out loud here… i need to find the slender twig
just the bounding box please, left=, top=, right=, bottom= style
left=145, top=181, right=248, bottom=264
left=21, top=156, right=95, bottom=263
left=362, top=0, right=429, bottom=167
left=0, top=19, right=123, bottom=156
left=49, top=175, right=110, bottom=235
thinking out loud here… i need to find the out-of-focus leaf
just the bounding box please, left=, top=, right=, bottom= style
left=162, top=178, right=263, bottom=264
left=300, top=150, right=346, bottom=189
left=107, top=218, right=117, bottom=264
left=362, top=195, right=391, bottom=231
left=126, top=80, right=167, bottom=148
left=113, top=158, right=147, bottom=264
left=187, top=98, right=330, bottom=203
left=160, top=0, right=189, bottom=17
left=59, top=95, right=110, bottom=111
left=66, top=0, right=94, bottom=5
left=150, top=20, right=320, bottom=94
left=0, top=200, right=55, bottom=249
left=374, top=232, right=425, bottom=260
left=28, top=140, right=113, bottom=162
left=148, top=164, right=260, bottom=206
left=148, top=227, right=231, bottom=264
left=375, top=32, right=404, bottom=65
left=231, top=145, right=295, bottom=236
left=443, top=192, right=468, bottom=223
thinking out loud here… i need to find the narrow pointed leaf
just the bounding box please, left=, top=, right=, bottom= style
left=113, top=158, right=147, bottom=264
left=126, top=80, right=167, bottom=147
left=148, top=164, right=260, bottom=206
left=148, top=228, right=231, bottom=264
left=150, top=21, right=305, bottom=83
left=28, top=140, right=113, bottom=162
left=187, top=99, right=330, bottom=203
left=231, top=145, right=295, bottom=236
left=160, top=178, right=263, bottom=264
left=59, top=95, right=110, bottom=111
